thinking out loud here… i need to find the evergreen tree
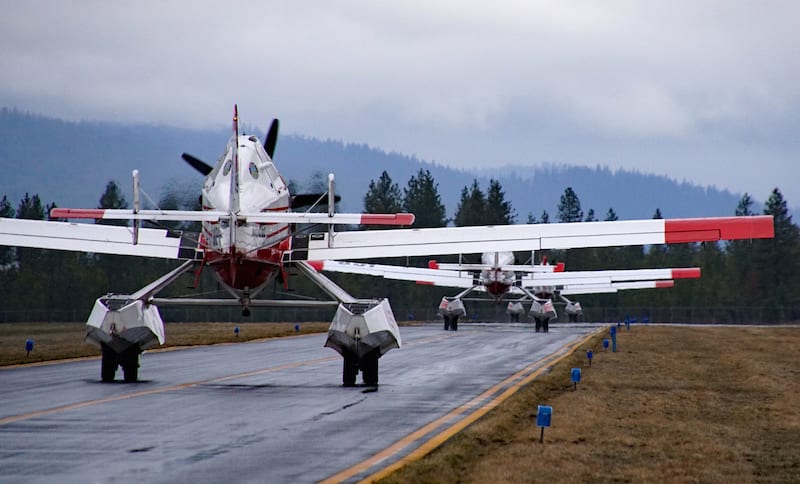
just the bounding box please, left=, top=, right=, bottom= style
left=539, top=210, right=550, bottom=224
left=735, top=193, right=754, bottom=216
left=364, top=171, right=402, bottom=214
left=0, top=195, right=15, bottom=267
left=454, top=180, right=486, bottom=227
left=557, top=187, right=583, bottom=223
left=13, top=193, right=53, bottom=301
left=725, top=193, right=763, bottom=308
left=484, top=179, right=515, bottom=225
left=45, top=202, right=58, bottom=221
left=653, top=208, right=663, bottom=219
left=403, top=169, right=446, bottom=228
left=526, top=212, right=537, bottom=224
left=1, top=195, right=15, bottom=218
left=17, top=193, right=45, bottom=220
left=604, top=207, right=618, bottom=221
left=759, top=188, right=800, bottom=311
left=98, top=180, right=128, bottom=210
left=97, top=180, right=129, bottom=227
left=585, top=208, right=596, bottom=222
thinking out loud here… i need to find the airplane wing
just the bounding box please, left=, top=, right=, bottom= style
left=559, top=280, right=675, bottom=295
left=520, top=267, right=700, bottom=287
left=308, top=259, right=700, bottom=291
left=503, top=279, right=676, bottom=295
left=307, top=260, right=477, bottom=288
left=286, top=216, right=774, bottom=261
left=430, top=261, right=563, bottom=273
left=0, top=218, right=200, bottom=259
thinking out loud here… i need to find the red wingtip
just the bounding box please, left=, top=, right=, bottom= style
left=428, top=260, right=439, bottom=270
left=672, top=268, right=701, bottom=279
left=360, top=213, right=416, bottom=226
left=656, top=280, right=675, bottom=288
left=555, top=262, right=565, bottom=272
left=665, top=215, right=775, bottom=243
left=306, top=260, right=324, bottom=272
left=416, top=281, right=434, bottom=285
left=50, top=208, right=106, bottom=219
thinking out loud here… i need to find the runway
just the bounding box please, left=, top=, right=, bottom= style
left=0, top=323, right=599, bottom=483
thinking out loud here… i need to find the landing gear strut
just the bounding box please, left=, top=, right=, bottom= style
left=534, top=318, right=550, bottom=333
left=342, top=349, right=380, bottom=387
left=101, top=344, right=141, bottom=382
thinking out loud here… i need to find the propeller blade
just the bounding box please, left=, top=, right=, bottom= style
left=290, top=193, right=342, bottom=209
left=182, top=153, right=213, bottom=176
left=264, top=119, right=279, bottom=159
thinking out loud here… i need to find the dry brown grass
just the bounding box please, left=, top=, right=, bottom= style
left=380, top=326, right=800, bottom=483
left=0, top=322, right=330, bottom=366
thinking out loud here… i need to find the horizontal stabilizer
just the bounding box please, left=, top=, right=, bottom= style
left=50, top=208, right=415, bottom=226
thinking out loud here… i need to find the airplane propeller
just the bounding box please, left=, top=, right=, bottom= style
left=180, top=117, right=341, bottom=209
left=181, top=153, right=213, bottom=176
left=264, top=119, right=279, bottom=159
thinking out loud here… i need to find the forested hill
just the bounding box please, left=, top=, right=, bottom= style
left=0, top=108, right=758, bottom=219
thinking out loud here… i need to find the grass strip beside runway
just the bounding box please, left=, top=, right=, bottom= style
left=378, top=325, right=800, bottom=483
left=0, top=322, right=331, bottom=366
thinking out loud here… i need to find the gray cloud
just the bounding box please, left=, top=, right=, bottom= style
left=1, top=0, right=797, bottom=204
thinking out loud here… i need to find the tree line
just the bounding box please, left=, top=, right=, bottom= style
left=1, top=170, right=799, bottom=323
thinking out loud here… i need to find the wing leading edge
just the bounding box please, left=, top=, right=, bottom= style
left=287, top=216, right=774, bottom=261
left=0, top=218, right=199, bottom=259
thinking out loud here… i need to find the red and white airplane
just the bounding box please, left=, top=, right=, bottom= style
left=0, top=105, right=776, bottom=386
left=306, top=252, right=702, bottom=331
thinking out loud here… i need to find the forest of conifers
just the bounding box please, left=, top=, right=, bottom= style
left=1, top=168, right=798, bottom=324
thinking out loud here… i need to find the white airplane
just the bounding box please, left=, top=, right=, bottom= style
left=306, top=253, right=702, bottom=331
left=0, top=105, right=776, bottom=386
left=506, top=278, right=682, bottom=327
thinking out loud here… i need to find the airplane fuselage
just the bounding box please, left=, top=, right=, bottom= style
left=478, top=251, right=516, bottom=298
left=201, top=134, right=291, bottom=297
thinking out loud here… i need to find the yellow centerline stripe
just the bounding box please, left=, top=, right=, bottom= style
left=0, top=355, right=338, bottom=426
left=319, top=327, right=603, bottom=484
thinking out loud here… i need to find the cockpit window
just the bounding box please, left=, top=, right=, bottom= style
left=222, top=159, right=232, bottom=176
left=248, top=162, right=260, bottom=179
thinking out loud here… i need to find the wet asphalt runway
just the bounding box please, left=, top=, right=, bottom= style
left=0, top=323, right=599, bottom=483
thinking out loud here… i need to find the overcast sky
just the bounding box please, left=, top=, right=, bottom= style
left=1, top=0, right=798, bottom=207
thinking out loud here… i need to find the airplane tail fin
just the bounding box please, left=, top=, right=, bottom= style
left=228, top=105, right=240, bottom=280
left=229, top=105, right=241, bottom=218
